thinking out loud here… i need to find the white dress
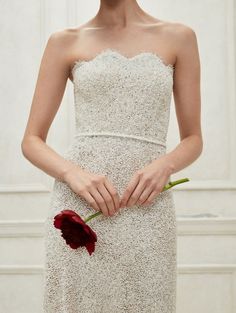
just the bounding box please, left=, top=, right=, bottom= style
left=43, top=48, right=177, bottom=313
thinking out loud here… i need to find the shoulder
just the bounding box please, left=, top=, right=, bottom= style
left=174, top=22, right=198, bottom=47
left=44, top=26, right=86, bottom=72
left=158, top=20, right=198, bottom=44
left=164, top=21, right=198, bottom=53
left=46, top=27, right=82, bottom=49
left=159, top=21, right=199, bottom=64
left=170, top=23, right=200, bottom=64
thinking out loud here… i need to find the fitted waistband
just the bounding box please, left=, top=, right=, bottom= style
left=74, top=131, right=166, bottom=147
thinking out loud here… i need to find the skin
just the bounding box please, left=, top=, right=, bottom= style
left=21, top=0, right=203, bottom=217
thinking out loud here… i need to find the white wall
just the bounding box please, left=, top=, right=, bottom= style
left=0, top=0, right=235, bottom=312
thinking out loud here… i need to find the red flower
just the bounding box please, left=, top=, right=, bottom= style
left=53, top=209, right=97, bottom=255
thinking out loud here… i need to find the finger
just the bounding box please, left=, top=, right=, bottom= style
left=82, top=191, right=101, bottom=211
left=137, top=184, right=155, bottom=205
left=141, top=189, right=157, bottom=205
left=120, top=174, right=140, bottom=207
left=103, top=179, right=120, bottom=212
left=97, top=184, right=116, bottom=216
left=141, top=185, right=163, bottom=206
left=126, top=180, right=147, bottom=207
left=89, top=188, right=110, bottom=216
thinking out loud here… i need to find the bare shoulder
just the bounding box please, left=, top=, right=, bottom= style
left=44, top=26, right=86, bottom=79
left=173, top=22, right=198, bottom=48
left=161, top=21, right=200, bottom=67
left=46, top=27, right=81, bottom=52
left=158, top=20, right=198, bottom=45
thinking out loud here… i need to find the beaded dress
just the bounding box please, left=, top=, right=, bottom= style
left=43, top=48, right=177, bottom=313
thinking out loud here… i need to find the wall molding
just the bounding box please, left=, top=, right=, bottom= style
left=0, top=184, right=51, bottom=193
left=178, top=264, right=236, bottom=274
left=0, top=265, right=43, bottom=275
left=0, top=264, right=235, bottom=275
left=177, top=217, right=236, bottom=235
left=172, top=180, right=236, bottom=190
left=1, top=179, right=236, bottom=193
left=0, top=217, right=236, bottom=237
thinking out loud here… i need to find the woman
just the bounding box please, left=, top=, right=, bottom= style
left=21, top=0, right=202, bottom=312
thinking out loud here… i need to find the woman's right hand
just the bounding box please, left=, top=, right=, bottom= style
left=63, top=165, right=121, bottom=217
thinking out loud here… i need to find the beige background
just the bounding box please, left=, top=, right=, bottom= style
left=0, top=0, right=236, bottom=312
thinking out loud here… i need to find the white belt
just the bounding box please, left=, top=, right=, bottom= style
left=74, top=131, right=166, bottom=147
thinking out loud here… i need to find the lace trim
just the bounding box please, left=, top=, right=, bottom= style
left=71, top=48, right=175, bottom=80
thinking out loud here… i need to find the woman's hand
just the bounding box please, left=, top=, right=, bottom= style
left=119, top=158, right=174, bottom=208
left=63, top=165, right=120, bottom=217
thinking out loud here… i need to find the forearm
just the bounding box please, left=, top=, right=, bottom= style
left=21, top=136, right=80, bottom=182
left=157, top=134, right=203, bottom=175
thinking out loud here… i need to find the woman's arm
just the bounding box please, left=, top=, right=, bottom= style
left=158, top=24, right=203, bottom=174
left=21, top=30, right=120, bottom=216
left=21, top=30, right=77, bottom=181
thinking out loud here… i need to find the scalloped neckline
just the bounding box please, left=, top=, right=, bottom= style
left=71, top=48, right=175, bottom=79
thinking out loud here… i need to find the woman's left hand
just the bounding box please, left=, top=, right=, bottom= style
left=119, top=157, right=174, bottom=208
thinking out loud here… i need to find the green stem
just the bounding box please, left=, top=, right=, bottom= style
left=84, top=211, right=102, bottom=223
left=84, top=177, right=190, bottom=223
left=162, top=177, right=189, bottom=190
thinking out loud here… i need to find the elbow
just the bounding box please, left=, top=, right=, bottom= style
left=183, top=133, right=204, bottom=157
left=197, top=134, right=204, bottom=157
left=21, top=135, right=35, bottom=159
left=21, top=134, right=45, bottom=159
left=199, top=133, right=204, bottom=150
left=21, top=137, right=29, bottom=159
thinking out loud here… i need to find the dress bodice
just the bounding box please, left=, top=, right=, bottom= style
left=71, top=48, right=174, bottom=148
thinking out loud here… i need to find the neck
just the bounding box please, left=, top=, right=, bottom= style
left=95, top=0, right=147, bottom=28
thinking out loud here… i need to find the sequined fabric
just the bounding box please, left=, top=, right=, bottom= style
left=43, top=48, right=177, bottom=313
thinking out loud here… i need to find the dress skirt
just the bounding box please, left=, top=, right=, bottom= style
left=43, top=135, right=177, bottom=313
